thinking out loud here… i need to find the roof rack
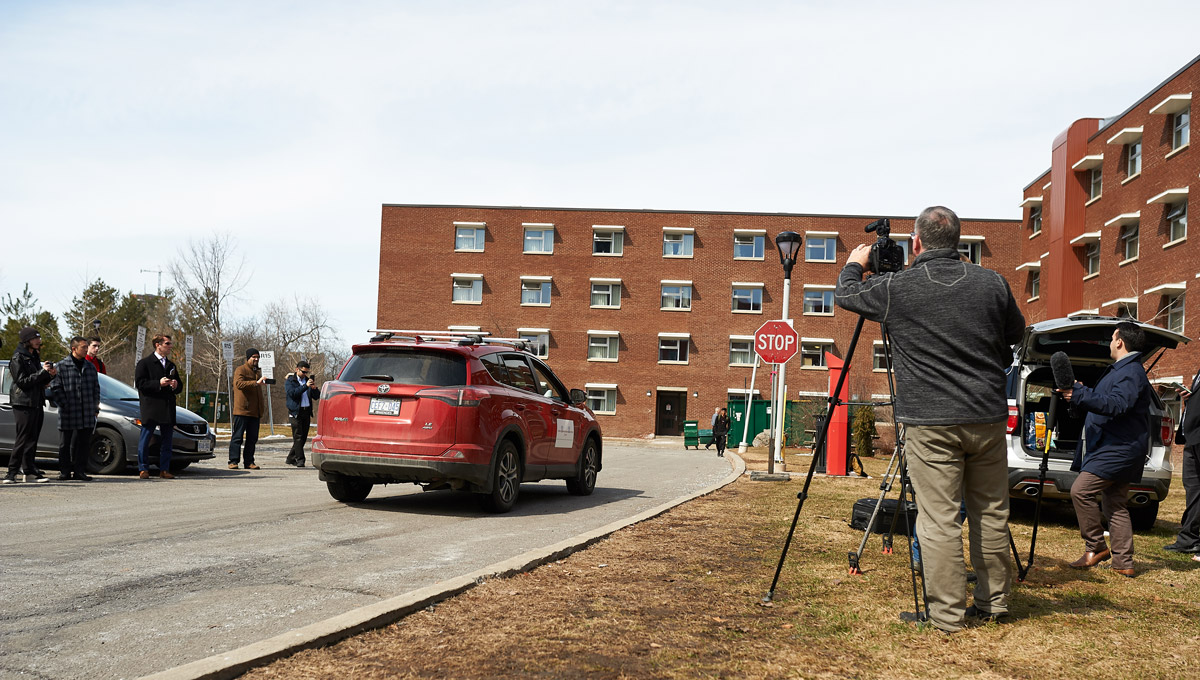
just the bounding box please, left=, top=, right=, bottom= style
left=366, top=329, right=531, bottom=352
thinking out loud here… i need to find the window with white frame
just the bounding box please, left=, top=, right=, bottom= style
left=895, top=237, right=911, bottom=264
left=800, top=341, right=832, bottom=368
left=1030, top=270, right=1040, bottom=299
left=1174, top=108, right=1190, bottom=150
left=586, top=387, right=617, bottom=414
left=1121, top=223, right=1139, bottom=260
left=1127, top=141, right=1142, bottom=177
left=733, top=233, right=765, bottom=259
left=957, top=241, right=981, bottom=264
left=1117, top=302, right=1138, bottom=320
left=729, top=338, right=754, bottom=366
left=518, top=330, right=549, bottom=358
left=590, top=282, right=621, bottom=308
left=1168, top=202, right=1188, bottom=242
left=872, top=343, right=889, bottom=372
left=1089, top=168, right=1103, bottom=201
left=661, top=283, right=693, bottom=310
left=663, top=231, right=694, bottom=257
left=452, top=275, right=482, bottom=303
left=520, top=279, right=551, bottom=305
left=1167, top=295, right=1185, bottom=333
left=731, top=286, right=762, bottom=313
left=1030, top=206, right=1042, bottom=235
left=805, top=237, right=836, bottom=262
left=587, top=333, right=619, bottom=361
left=658, top=337, right=689, bottom=363
left=454, top=223, right=485, bottom=251
left=1085, top=242, right=1100, bottom=276
left=523, top=226, right=554, bottom=254
left=593, top=228, right=624, bottom=256
left=803, top=289, right=834, bottom=315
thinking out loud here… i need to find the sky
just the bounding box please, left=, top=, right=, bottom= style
left=3, top=0, right=1199, bottom=348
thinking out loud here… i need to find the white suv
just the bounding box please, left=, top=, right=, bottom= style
left=1005, top=316, right=1188, bottom=530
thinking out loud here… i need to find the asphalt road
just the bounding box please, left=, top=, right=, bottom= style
left=0, top=438, right=730, bottom=679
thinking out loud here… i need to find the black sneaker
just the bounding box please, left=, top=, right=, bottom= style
left=965, top=604, right=1009, bottom=624
left=77, top=475, right=94, bottom=482
left=28, top=474, right=50, bottom=483
left=56, top=473, right=73, bottom=481
left=1, top=475, right=17, bottom=484
left=1163, top=542, right=1200, bottom=553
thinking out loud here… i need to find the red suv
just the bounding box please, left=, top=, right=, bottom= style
left=312, top=332, right=602, bottom=512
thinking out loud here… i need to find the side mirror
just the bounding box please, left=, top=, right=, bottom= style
left=569, top=388, right=587, bottom=405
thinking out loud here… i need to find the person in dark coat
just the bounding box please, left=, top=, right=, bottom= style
left=4, top=326, right=56, bottom=483
left=1060, top=322, right=1153, bottom=577
left=1165, top=368, right=1200, bottom=553
left=712, top=407, right=731, bottom=457
left=284, top=360, right=320, bottom=467
left=50, top=336, right=101, bottom=481
left=134, top=333, right=183, bottom=479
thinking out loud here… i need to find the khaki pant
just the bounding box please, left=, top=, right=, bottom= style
left=1070, top=471, right=1133, bottom=569
left=905, top=422, right=1011, bottom=632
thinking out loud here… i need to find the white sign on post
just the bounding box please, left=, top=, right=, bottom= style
left=221, top=340, right=234, bottom=361
left=258, top=350, right=275, bottom=380
left=184, top=335, right=194, bottom=374
left=227, top=361, right=234, bottom=379
left=135, top=326, right=147, bottom=360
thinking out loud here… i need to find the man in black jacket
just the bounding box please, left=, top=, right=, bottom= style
left=134, top=334, right=183, bottom=479
left=1165, top=370, right=1200, bottom=553
left=5, top=327, right=56, bottom=483
left=284, top=360, right=320, bottom=467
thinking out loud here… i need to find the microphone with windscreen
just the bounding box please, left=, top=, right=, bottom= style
left=1045, top=351, right=1075, bottom=453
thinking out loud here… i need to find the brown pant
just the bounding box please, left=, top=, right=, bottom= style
left=1070, top=471, right=1133, bottom=569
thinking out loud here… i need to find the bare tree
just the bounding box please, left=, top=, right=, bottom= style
left=169, top=233, right=251, bottom=389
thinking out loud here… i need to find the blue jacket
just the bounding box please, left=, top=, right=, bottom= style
left=1070, top=352, right=1153, bottom=483
left=285, top=374, right=320, bottom=416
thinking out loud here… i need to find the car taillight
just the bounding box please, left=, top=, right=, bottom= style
left=321, top=381, right=356, bottom=399
left=1006, top=405, right=1019, bottom=434
left=415, top=387, right=489, bottom=407
left=1160, top=416, right=1173, bottom=445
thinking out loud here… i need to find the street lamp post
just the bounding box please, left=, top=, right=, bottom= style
left=772, top=232, right=803, bottom=473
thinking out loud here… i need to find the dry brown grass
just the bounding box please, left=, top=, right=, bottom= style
left=243, top=445, right=1200, bottom=679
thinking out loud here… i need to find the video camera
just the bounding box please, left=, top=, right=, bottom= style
left=864, top=218, right=905, bottom=274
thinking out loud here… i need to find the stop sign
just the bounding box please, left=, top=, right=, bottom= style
left=754, top=320, right=799, bottom=364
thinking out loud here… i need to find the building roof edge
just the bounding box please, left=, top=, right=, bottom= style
left=380, top=203, right=1019, bottom=223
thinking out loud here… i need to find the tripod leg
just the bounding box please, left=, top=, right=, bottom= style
left=849, top=443, right=905, bottom=573
left=899, top=466, right=928, bottom=622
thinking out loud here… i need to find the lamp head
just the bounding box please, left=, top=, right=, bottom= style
left=775, top=231, right=803, bottom=274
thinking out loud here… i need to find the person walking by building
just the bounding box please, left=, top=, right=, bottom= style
left=1060, top=322, right=1154, bottom=577
left=284, top=359, right=320, bottom=467
left=706, top=406, right=719, bottom=449
left=84, top=336, right=106, bottom=375
left=835, top=206, right=1025, bottom=632
left=712, top=407, right=731, bottom=458
left=229, top=348, right=265, bottom=470
left=4, top=327, right=56, bottom=484
left=50, top=336, right=101, bottom=481
left=1166, top=369, right=1200, bottom=554
left=134, top=333, right=183, bottom=479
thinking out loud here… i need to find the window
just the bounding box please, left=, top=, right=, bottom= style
left=518, top=331, right=549, bottom=358
left=731, top=286, right=763, bottom=313
left=658, top=337, right=689, bottom=363
left=1030, top=206, right=1042, bottom=235
left=806, top=237, right=836, bottom=262
left=523, top=226, right=554, bottom=254
left=1127, top=141, right=1142, bottom=177
left=1167, top=295, right=1185, bottom=333
left=1168, top=202, right=1188, bottom=242
left=1116, top=302, right=1138, bottom=320
left=454, top=224, right=485, bottom=251
left=586, top=388, right=616, bottom=414
left=1085, top=243, right=1100, bottom=276
left=590, top=282, right=621, bottom=308
left=1089, top=168, right=1102, bottom=201
left=663, top=231, right=694, bottom=257
left=530, top=360, right=569, bottom=401
left=729, top=338, right=754, bottom=366
left=872, top=343, right=889, bottom=372
left=452, top=276, right=482, bottom=303
left=1030, top=270, right=1040, bottom=300
left=661, top=284, right=693, bottom=310
left=896, top=238, right=911, bottom=264
left=501, top=354, right=538, bottom=392
left=803, top=289, right=834, bottom=315
left=733, top=234, right=765, bottom=259
left=800, top=341, right=832, bottom=368
left=587, top=334, right=618, bottom=361
left=957, top=241, right=981, bottom=264
left=593, top=229, right=624, bottom=256
left=1121, top=223, right=1139, bottom=261
left=520, top=280, right=551, bottom=305
left=1174, top=108, right=1190, bottom=150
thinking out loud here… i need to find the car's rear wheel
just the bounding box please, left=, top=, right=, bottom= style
left=88, top=428, right=126, bottom=475
left=566, top=437, right=598, bottom=496
left=480, top=440, right=521, bottom=513
left=1130, top=501, right=1159, bottom=531
left=327, top=477, right=373, bottom=502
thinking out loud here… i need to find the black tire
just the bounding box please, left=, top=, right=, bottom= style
left=1130, top=501, right=1159, bottom=531
left=88, top=428, right=126, bottom=475
left=327, top=477, right=373, bottom=503
left=566, top=437, right=598, bottom=496
left=169, top=461, right=192, bottom=473
left=480, top=440, right=522, bottom=513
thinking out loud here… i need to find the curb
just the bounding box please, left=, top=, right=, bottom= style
left=141, top=451, right=746, bottom=680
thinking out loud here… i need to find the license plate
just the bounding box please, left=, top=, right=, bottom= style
left=198, top=439, right=212, bottom=452
left=369, top=398, right=401, bottom=416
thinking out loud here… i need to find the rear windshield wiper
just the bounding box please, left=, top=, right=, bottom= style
left=358, top=374, right=394, bottom=382
left=120, top=397, right=140, bottom=401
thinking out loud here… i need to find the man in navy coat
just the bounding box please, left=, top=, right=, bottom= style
left=1060, top=322, right=1153, bottom=577
left=134, top=333, right=184, bottom=479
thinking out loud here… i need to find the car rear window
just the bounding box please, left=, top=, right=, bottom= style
left=340, top=349, right=467, bottom=386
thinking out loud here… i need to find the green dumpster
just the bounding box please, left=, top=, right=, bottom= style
left=683, top=420, right=699, bottom=449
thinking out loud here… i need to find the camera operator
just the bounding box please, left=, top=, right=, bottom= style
left=284, top=360, right=320, bottom=467
left=835, top=206, right=1025, bottom=632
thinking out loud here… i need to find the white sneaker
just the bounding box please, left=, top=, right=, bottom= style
left=1, top=476, right=17, bottom=484
left=28, top=475, right=49, bottom=483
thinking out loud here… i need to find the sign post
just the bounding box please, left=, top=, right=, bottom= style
left=259, top=350, right=276, bottom=435
left=184, top=335, right=194, bottom=410
left=755, top=320, right=798, bottom=473
left=222, top=341, right=235, bottom=433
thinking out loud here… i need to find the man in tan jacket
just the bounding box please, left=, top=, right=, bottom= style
left=229, top=348, right=266, bottom=470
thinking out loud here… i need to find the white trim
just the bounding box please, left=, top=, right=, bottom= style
left=802, top=283, right=836, bottom=290
left=450, top=272, right=483, bottom=280
left=1071, top=154, right=1103, bottom=171
left=1150, top=376, right=1186, bottom=385
left=796, top=391, right=828, bottom=397
left=447, top=325, right=482, bottom=331
left=1040, top=252, right=1050, bottom=259
left=519, top=275, right=552, bottom=282
left=733, top=228, right=767, bottom=235
left=1106, top=127, right=1143, bottom=145
left=1147, top=187, right=1189, bottom=204
left=521, top=222, right=554, bottom=227
left=1069, top=231, right=1101, bottom=245
left=1015, top=261, right=1041, bottom=271
left=662, top=226, right=695, bottom=234
left=959, top=235, right=985, bottom=242
left=804, top=230, right=840, bottom=237
left=1149, top=92, right=1192, bottom=115
left=727, top=388, right=762, bottom=395
left=516, top=327, right=550, bottom=334
left=1144, top=282, right=1187, bottom=295
left=891, top=233, right=912, bottom=241
left=729, top=335, right=755, bottom=341
left=589, top=277, right=622, bottom=284
left=1100, top=297, right=1138, bottom=307
left=1104, top=212, right=1141, bottom=227
left=657, top=332, right=691, bottom=339
left=656, top=386, right=688, bottom=392
left=1043, top=181, right=1052, bottom=190
left=660, top=279, right=693, bottom=285
left=731, top=281, right=765, bottom=288
left=1067, top=308, right=1099, bottom=316
left=800, top=337, right=835, bottom=344
left=591, top=224, right=625, bottom=232
left=584, top=382, right=618, bottom=389
left=587, top=330, right=619, bottom=337
left=1019, top=196, right=1044, bottom=207
left=452, top=221, right=486, bottom=226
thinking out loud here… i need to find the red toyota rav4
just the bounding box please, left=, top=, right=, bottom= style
left=312, top=332, right=602, bottom=512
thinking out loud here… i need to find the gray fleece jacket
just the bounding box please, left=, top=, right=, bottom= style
left=834, top=248, right=1026, bottom=426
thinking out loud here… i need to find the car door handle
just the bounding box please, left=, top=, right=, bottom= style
left=550, top=409, right=561, bottom=416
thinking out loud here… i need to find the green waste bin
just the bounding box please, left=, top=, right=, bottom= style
left=683, top=420, right=699, bottom=449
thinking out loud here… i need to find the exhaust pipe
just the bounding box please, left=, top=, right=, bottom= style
left=1023, top=485, right=1042, bottom=497
left=1131, top=493, right=1150, bottom=506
